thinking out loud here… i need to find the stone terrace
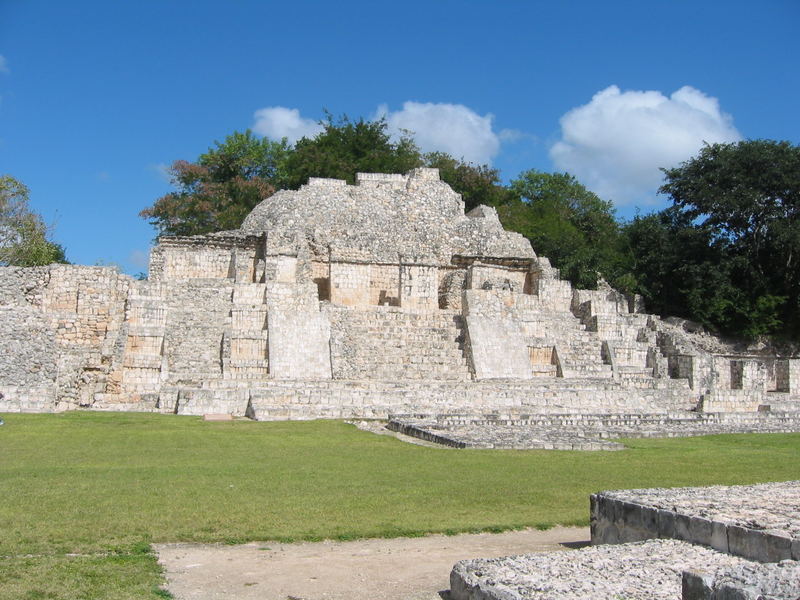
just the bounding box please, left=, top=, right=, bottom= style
left=387, top=411, right=800, bottom=450
left=450, top=481, right=800, bottom=600
left=451, top=539, right=757, bottom=600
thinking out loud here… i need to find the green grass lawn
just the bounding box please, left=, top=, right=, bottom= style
left=1, top=411, right=799, bottom=599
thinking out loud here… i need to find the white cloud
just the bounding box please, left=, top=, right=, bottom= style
left=378, top=101, right=501, bottom=165
left=498, top=128, right=533, bottom=143
left=550, top=85, right=741, bottom=204
left=128, top=249, right=149, bottom=269
left=251, top=101, right=515, bottom=165
left=148, top=162, right=172, bottom=183
left=0, top=55, right=8, bottom=74
left=252, top=106, right=323, bottom=143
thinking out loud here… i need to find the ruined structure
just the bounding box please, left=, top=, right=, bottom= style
left=1, top=168, right=800, bottom=427
left=451, top=481, right=800, bottom=599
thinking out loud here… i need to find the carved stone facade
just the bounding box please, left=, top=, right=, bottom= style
left=1, top=168, right=799, bottom=420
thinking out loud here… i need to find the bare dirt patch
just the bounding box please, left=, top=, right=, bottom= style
left=156, top=526, right=589, bottom=600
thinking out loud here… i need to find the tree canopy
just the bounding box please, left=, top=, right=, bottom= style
left=283, top=115, right=423, bottom=189
left=649, top=139, right=800, bottom=338
left=0, top=175, right=67, bottom=267
left=140, top=131, right=289, bottom=237
left=499, top=170, right=627, bottom=289
left=140, top=117, right=516, bottom=237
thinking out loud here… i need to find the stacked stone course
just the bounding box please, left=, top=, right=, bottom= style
left=1, top=168, right=800, bottom=437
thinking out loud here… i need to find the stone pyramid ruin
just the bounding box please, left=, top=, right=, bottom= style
left=1, top=168, right=799, bottom=445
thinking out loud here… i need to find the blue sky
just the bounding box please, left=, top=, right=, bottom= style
left=1, top=0, right=798, bottom=273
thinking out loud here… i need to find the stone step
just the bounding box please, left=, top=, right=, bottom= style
left=451, top=539, right=759, bottom=600
left=389, top=411, right=800, bottom=450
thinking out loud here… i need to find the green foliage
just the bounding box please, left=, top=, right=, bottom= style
left=141, top=117, right=522, bottom=237
left=283, top=114, right=422, bottom=188
left=423, top=152, right=515, bottom=212
left=650, top=139, right=800, bottom=337
left=0, top=175, right=67, bottom=266
left=140, top=131, right=290, bottom=236
left=622, top=208, right=741, bottom=329
left=500, top=169, right=627, bottom=289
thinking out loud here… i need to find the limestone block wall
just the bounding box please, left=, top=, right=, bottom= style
left=267, top=310, right=331, bottom=379
left=326, top=306, right=470, bottom=381
left=330, top=262, right=372, bottom=306
left=730, top=359, right=767, bottom=391
left=157, top=246, right=232, bottom=280
left=149, top=235, right=263, bottom=282
left=369, top=264, right=400, bottom=306
left=0, top=265, right=131, bottom=412
left=240, top=169, right=534, bottom=265
left=0, top=307, right=58, bottom=410
left=329, top=261, right=420, bottom=308
left=699, top=390, right=767, bottom=413
left=438, top=268, right=465, bottom=310
left=160, top=280, right=233, bottom=382
left=466, top=263, right=527, bottom=293
left=590, top=482, right=800, bottom=563
left=465, top=315, right=531, bottom=379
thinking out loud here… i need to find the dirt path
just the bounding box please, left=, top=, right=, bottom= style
left=156, top=526, right=589, bottom=600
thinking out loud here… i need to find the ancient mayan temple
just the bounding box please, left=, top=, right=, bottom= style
left=1, top=168, right=800, bottom=429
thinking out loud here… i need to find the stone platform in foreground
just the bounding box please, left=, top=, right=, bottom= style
left=591, top=481, right=800, bottom=562
left=451, top=481, right=800, bottom=600
left=451, top=539, right=756, bottom=600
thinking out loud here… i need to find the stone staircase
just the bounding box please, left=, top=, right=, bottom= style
left=326, top=307, right=472, bottom=381
left=516, top=300, right=613, bottom=379
left=222, top=283, right=269, bottom=379
left=573, top=298, right=669, bottom=381
left=120, top=284, right=167, bottom=393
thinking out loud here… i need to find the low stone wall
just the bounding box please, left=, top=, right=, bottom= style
left=590, top=481, right=800, bottom=563
left=388, top=411, right=800, bottom=450
left=683, top=561, right=800, bottom=600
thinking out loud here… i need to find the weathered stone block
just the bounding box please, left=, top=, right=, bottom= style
left=688, top=516, right=714, bottom=547
left=711, top=520, right=729, bottom=554
left=682, top=569, right=714, bottom=600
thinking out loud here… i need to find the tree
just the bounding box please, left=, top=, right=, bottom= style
left=498, top=169, right=627, bottom=289
left=622, top=208, right=748, bottom=331
left=423, top=152, right=515, bottom=212
left=658, top=139, right=800, bottom=337
left=283, top=115, right=422, bottom=188
left=140, top=130, right=290, bottom=237
left=0, top=175, right=67, bottom=266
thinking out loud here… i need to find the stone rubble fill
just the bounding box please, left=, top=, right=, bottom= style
left=451, top=539, right=753, bottom=600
